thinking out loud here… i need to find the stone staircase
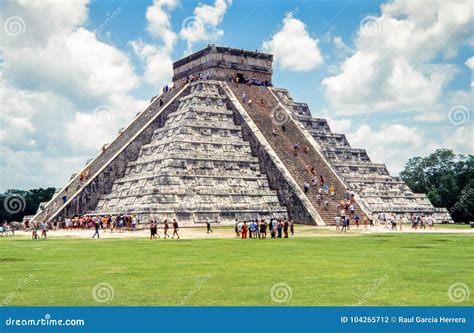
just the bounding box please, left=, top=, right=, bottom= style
left=31, top=84, right=189, bottom=223
left=226, top=83, right=365, bottom=225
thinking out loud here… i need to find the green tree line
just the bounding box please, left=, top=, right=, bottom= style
left=400, top=149, right=473, bottom=223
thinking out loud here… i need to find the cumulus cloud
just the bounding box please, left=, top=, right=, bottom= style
left=146, top=0, right=179, bottom=52
left=179, top=0, right=232, bottom=53
left=348, top=124, right=432, bottom=174
left=262, top=13, right=323, bottom=71
left=131, top=40, right=173, bottom=87
left=322, top=0, right=472, bottom=116
left=0, top=0, right=148, bottom=190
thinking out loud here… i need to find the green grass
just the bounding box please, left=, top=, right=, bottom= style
left=0, top=233, right=473, bottom=306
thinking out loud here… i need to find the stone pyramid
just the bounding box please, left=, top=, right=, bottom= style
left=31, top=45, right=452, bottom=226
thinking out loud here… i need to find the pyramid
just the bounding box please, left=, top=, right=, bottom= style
left=31, top=45, right=452, bottom=226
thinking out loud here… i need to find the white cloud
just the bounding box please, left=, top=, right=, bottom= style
left=4, top=28, right=139, bottom=100
left=466, top=56, right=474, bottom=87
left=146, top=0, right=179, bottom=52
left=325, top=116, right=352, bottom=133
left=131, top=40, right=173, bottom=87
left=322, top=0, right=472, bottom=116
left=262, top=13, right=323, bottom=71
left=179, top=0, right=232, bottom=53
left=348, top=124, right=434, bottom=174
left=0, top=0, right=148, bottom=190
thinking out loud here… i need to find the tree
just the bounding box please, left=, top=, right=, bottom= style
left=0, top=187, right=56, bottom=222
left=400, top=149, right=473, bottom=223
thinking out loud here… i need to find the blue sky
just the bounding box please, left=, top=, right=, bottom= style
left=0, top=0, right=472, bottom=191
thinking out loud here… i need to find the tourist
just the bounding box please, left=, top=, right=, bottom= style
left=289, top=220, right=294, bottom=236
left=41, top=222, right=48, bottom=239
left=281, top=124, right=286, bottom=134
left=420, top=215, right=426, bottom=229
left=164, top=219, right=170, bottom=238
left=391, top=217, right=397, bottom=231
left=283, top=220, right=289, bottom=238
left=345, top=216, right=350, bottom=231
left=335, top=215, right=341, bottom=231
left=131, top=215, right=138, bottom=231
left=206, top=218, right=213, bottom=233
left=32, top=223, right=39, bottom=239
left=234, top=219, right=240, bottom=237
left=427, top=215, right=433, bottom=229
left=304, top=181, right=310, bottom=193
left=92, top=219, right=100, bottom=239
left=324, top=200, right=329, bottom=210
left=149, top=221, right=156, bottom=240
left=341, top=216, right=347, bottom=232
left=171, top=219, right=180, bottom=239
left=293, top=143, right=299, bottom=156
left=272, top=128, right=279, bottom=138
left=242, top=221, right=248, bottom=239
left=329, top=185, right=335, bottom=199
left=354, top=215, right=360, bottom=228
left=316, top=193, right=321, bottom=205
left=259, top=220, right=267, bottom=239
left=277, top=220, right=283, bottom=238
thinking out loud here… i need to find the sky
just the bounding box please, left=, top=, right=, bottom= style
left=0, top=0, right=473, bottom=191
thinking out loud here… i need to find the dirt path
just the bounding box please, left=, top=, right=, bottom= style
left=5, top=225, right=473, bottom=240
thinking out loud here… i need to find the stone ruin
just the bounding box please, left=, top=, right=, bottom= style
left=30, top=45, right=452, bottom=226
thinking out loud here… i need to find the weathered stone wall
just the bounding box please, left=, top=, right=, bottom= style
left=173, top=45, right=273, bottom=82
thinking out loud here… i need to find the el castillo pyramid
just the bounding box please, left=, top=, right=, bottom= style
left=31, top=45, right=452, bottom=226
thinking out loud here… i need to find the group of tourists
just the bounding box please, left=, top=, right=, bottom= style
left=61, top=214, right=139, bottom=233
left=230, top=72, right=272, bottom=87
left=234, top=218, right=294, bottom=239
left=149, top=219, right=180, bottom=240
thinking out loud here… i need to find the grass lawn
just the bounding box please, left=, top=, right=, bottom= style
left=0, top=233, right=472, bottom=306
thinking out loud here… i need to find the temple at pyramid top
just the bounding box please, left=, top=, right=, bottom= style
left=172, top=44, right=273, bottom=83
